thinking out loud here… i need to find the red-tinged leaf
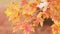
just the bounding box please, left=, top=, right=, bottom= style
left=30, top=2, right=37, bottom=8
left=20, top=0, right=28, bottom=6
left=25, top=25, right=31, bottom=32
left=53, top=25, right=58, bottom=31
left=33, top=19, right=40, bottom=26
left=48, top=1, right=55, bottom=7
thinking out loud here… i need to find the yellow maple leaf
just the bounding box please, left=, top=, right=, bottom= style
left=4, top=3, right=20, bottom=26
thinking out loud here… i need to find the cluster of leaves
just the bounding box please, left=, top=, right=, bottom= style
left=48, top=0, right=60, bottom=34
left=4, top=0, right=60, bottom=34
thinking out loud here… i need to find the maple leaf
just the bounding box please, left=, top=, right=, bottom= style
left=4, top=3, right=20, bottom=26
